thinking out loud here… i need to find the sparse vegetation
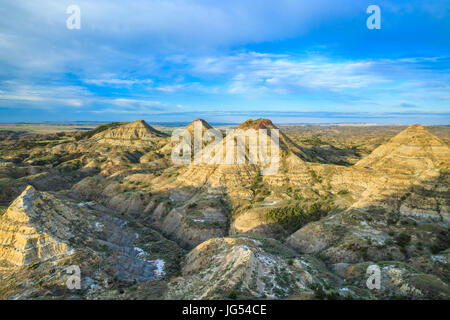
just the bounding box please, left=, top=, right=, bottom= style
left=395, top=232, right=411, bottom=247
left=263, top=200, right=333, bottom=233
left=0, top=122, right=449, bottom=300
left=187, top=202, right=197, bottom=209
left=75, top=122, right=127, bottom=140
left=309, top=169, right=323, bottom=184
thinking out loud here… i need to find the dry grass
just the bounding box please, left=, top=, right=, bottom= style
left=0, top=123, right=100, bottom=134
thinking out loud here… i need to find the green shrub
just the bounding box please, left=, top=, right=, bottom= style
left=309, top=170, right=322, bottom=183
left=395, top=233, right=411, bottom=247
left=314, top=285, right=326, bottom=299
left=228, top=291, right=237, bottom=300
left=75, top=122, right=127, bottom=141
left=429, top=244, right=442, bottom=254
left=187, top=202, right=197, bottom=209
left=313, top=285, right=339, bottom=300
left=263, top=202, right=331, bottom=233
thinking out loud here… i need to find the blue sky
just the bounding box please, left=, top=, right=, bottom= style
left=0, top=0, right=449, bottom=124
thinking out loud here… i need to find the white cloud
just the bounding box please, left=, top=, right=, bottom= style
left=155, top=82, right=219, bottom=94
left=109, top=98, right=163, bottom=107
left=187, top=53, right=390, bottom=95
left=0, top=83, right=89, bottom=107
left=156, top=84, right=185, bottom=93
left=0, top=94, right=44, bottom=102
left=0, top=0, right=356, bottom=80
left=92, top=98, right=166, bottom=114
left=83, top=78, right=153, bottom=87
left=0, top=1, right=448, bottom=116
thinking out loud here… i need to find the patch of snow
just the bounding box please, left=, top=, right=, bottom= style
left=261, top=201, right=279, bottom=206
left=431, top=255, right=449, bottom=264
left=94, top=222, right=104, bottom=232
left=134, top=247, right=146, bottom=257
left=193, top=219, right=206, bottom=222
left=256, top=253, right=276, bottom=266
left=147, top=259, right=165, bottom=278
left=78, top=201, right=97, bottom=208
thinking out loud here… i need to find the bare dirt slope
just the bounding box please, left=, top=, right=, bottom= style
left=0, top=120, right=448, bottom=299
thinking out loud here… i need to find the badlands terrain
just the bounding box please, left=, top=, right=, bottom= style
left=0, top=119, right=449, bottom=300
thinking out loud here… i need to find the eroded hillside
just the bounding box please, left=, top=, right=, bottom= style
left=0, top=120, right=448, bottom=299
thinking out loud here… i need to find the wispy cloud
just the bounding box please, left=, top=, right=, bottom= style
left=109, top=98, right=164, bottom=108
left=0, top=1, right=449, bottom=122
left=180, top=53, right=450, bottom=106
left=83, top=78, right=153, bottom=87
left=398, top=102, right=419, bottom=109
left=0, top=82, right=90, bottom=107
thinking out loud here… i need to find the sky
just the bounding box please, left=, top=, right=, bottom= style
left=0, top=0, right=449, bottom=124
